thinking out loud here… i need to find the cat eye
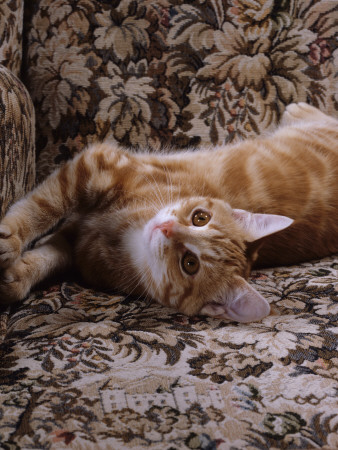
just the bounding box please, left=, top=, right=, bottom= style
left=192, top=210, right=211, bottom=227
left=181, top=251, right=200, bottom=275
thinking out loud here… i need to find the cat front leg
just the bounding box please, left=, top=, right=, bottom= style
left=0, top=144, right=125, bottom=269
left=0, top=161, right=75, bottom=269
left=0, top=230, right=72, bottom=304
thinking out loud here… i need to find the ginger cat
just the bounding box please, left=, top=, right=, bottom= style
left=0, top=103, right=337, bottom=322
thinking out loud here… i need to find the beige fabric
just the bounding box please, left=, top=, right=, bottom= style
left=0, top=66, right=35, bottom=219
left=0, top=0, right=23, bottom=76
left=1, top=256, right=337, bottom=447
left=23, top=0, right=338, bottom=181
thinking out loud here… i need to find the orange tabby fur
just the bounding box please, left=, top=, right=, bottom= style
left=0, top=103, right=337, bottom=322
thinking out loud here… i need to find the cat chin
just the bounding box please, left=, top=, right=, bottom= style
left=199, top=278, right=270, bottom=323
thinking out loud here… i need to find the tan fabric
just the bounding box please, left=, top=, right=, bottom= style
left=0, top=0, right=23, bottom=76
left=0, top=66, right=35, bottom=219
left=0, top=66, right=35, bottom=344
left=0, top=256, right=337, bottom=447
left=23, top=0, right=338, bottom=181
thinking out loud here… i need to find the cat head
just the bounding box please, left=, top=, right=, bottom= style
left=129, top=197, right=293, bottom=323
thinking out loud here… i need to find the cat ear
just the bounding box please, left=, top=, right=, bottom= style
left=232, top=209, right=293, bottom=242
left=200, top=278, right=270, bottom=323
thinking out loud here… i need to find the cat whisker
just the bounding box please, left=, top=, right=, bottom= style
left=160, top=161, right=174, bottom=206
left=113, top=188, right=161, bottom=215
left=127, top=166, right=165, bottom=210
left=124, top=272, right=153, bottom=304
left=119, top=267, right=149, bottom=296
left=146, top=171, right=166, bottom=209
left=133, top=270, right=161, bottom=307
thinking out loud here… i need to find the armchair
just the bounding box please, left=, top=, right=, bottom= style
left=0, top=1, right=337, bottom=448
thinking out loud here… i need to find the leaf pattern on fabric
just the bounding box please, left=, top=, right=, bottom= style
left=0, top=67, right=35, bottom=219
left=21, top=0, right=337, bottom=180
left=1, top=256, right=337, bottom=448
left=0, top=0, right=23, bottom=75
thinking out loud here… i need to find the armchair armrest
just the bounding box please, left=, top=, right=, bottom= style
left=0, top=0, right=23, bottom=76
left=0, top=64, right=35, bottom=219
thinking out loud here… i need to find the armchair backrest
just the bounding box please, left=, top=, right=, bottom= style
left=5, top=1, right=338, bottom=183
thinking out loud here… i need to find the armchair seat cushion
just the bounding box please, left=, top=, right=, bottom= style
left=1, top=256, right=337, bottom=447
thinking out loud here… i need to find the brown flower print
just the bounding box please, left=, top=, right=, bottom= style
left=228, top=0, right=275, bottom=40
left=94, top=1, right=150, bottom=62
left=309, top=39, right=332, bottom=65
left=96, top=60, right=155, bottom=146
left=0, top=0, right=23, bottom=75
left=29, top=32, right=92, bottom=129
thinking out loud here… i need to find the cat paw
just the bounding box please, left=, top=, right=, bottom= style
left=282, top=102, right=327, bottom=125
left=0, top=259, right=31, bottom=304
left=0, top=225, right=22, bottom=269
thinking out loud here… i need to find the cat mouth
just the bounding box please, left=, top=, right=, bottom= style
left=144, top=222, right=167, bottom=259
left=146, top=218, right=174, bottom=245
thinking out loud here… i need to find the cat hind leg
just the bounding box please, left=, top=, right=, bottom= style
left=0, top=231, right=72, bottom=305
left=281, top=102, right=332, bottom=126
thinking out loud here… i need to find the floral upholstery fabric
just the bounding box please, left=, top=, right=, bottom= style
left=0, top=0, right=24, bottom=76
left=0, top=1, right=338, bottom=448
left=0, top=66, right=35, bottom=220
left=1, top=258, right=337, bottom=448
left=0, top=66, right=35, bottom=344
left=23, top=0, right=338, bottom=181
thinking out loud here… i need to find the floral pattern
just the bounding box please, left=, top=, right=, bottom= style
left=0, top=0, right=23, bottom=76
left=0, top=66, right=35, bottom=220
left=0, top=255, right=337, bottom=448
left=0, top=0, right=338, bottom=448
left=22, top=0, right=338, bottom=180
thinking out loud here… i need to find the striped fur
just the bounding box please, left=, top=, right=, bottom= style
left=0, top=104, right=337, bottom=321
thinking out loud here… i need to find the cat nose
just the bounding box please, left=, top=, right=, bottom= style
left=158, top=220, right=175, bottom=238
